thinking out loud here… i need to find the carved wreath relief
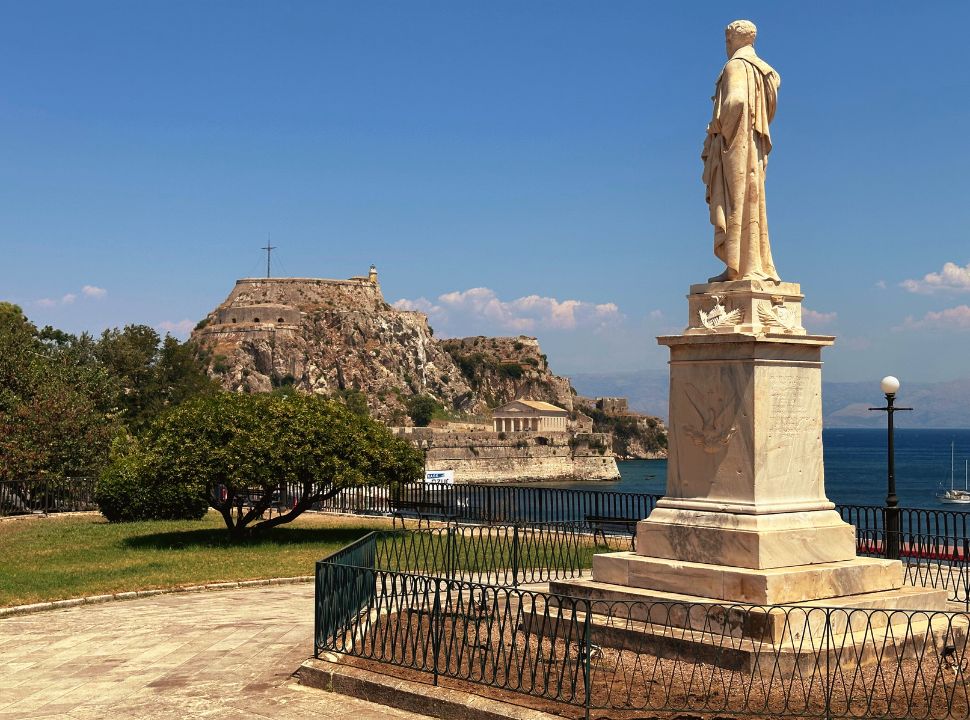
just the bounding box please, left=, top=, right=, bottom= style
left=682, top=382, right=737, bottom=453
left=757, top=295, right=797, bottom=332
left=699, top=295, right=742, bottom=330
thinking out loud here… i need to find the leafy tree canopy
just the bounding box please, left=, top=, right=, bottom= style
left=96, top=325, right=218, bottom=431
left=1, top=311, right=217, bottom=482
left=99, top=393, right=422, bottom=537
left=0, top=304, right=116, bottom=481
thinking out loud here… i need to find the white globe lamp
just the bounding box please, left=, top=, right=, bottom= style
left=880, top=376, right=900, bottom=396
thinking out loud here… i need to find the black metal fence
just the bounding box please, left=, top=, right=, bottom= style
left=316, top=482, right=660, bottom=526
left=310, top=483, right=970, bottom=608
left=320, top=482, right=970, bottom=542
left=315, top=524, right=970, bottom=719
left=0, top=477, right=97, bottom=517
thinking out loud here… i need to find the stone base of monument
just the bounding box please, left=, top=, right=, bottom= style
left=635, top=507, right=858, bottom=570
left=588, top=551, right=908, bottom=606
left=525, top=581, right=959, bottom=674
left=555, top=278, right=957, bottom=671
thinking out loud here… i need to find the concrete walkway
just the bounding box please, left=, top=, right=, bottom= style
left=0, top=583, right=429, bottom=719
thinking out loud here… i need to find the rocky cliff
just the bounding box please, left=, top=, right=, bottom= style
left=440, top=336, right=575, bottom=410
left=192, top=275, right=482, bottom=421
left=191, top=274, right=579, bottom=422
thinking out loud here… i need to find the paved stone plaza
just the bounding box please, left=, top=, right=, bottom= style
left=0, top=583, right=429, bottom=719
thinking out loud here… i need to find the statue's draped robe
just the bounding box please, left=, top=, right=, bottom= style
left=702, top=45, right=780, bottom=281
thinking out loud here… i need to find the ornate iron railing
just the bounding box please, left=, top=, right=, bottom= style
left=315, top=523, right=970, bottom=719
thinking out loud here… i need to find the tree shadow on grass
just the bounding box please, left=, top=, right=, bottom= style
left=123, top=525, right=377, bottom=550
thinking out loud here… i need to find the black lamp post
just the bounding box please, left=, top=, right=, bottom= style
left=868, top=376, right=912, bottom=560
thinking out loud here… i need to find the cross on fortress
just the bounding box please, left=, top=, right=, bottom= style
left=261, top=241, right=276, bottom=278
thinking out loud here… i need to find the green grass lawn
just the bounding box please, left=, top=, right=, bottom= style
left=0, top=511, right=391, bottom=607
left=0, top=512, right=617, bottom=608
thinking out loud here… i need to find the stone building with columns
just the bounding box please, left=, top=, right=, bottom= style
left=491, top=400, right=568, bottom=433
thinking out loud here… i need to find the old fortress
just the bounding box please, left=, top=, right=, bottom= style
left=189, top=265, right=665, bottom=482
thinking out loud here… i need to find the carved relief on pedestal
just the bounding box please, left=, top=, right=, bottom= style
left=698, top=295, right=743, bottom=330
left=757, top=295, right=798, bottom=333
left=686, top=280, right=806, bottom=336
left=682, top=382, right=738, bottom=453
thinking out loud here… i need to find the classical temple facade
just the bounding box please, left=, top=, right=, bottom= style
left=491, top=400, right=568, bottom=432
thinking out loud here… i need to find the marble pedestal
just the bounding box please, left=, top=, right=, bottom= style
left=559, top=280, right=945, bottom=613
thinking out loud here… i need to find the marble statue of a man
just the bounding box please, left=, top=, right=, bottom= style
left=702, top=20, right=781, bottom=283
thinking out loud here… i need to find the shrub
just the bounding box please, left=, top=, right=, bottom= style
left=96, top=435, right=208, bottom=522
left=406, top=394, right=439, bottom=427
left=498, top=363, right=524, bottom=380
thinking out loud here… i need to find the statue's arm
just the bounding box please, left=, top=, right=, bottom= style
left=713, top=60, right=748, bottom=147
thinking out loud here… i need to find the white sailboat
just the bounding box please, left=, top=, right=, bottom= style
left=938, top=442, right=970, bottom=504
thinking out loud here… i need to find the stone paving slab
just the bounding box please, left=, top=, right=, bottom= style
left=0, top=583, right=431, bottom=719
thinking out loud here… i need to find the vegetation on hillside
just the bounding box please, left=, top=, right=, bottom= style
left=582, top=405, right=668, bottom=457
left=441, top=336, right=570, bottom=409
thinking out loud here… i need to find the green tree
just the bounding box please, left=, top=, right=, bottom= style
left=98, top=393, right=422, bottom=538
left=406, top=394, right=439, bottom=427
left=0, top=304, right=117, bottom=481
left=95, top=325, right=217, bottom=430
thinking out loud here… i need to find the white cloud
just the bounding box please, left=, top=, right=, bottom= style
left=648, top=309, right=664, bottom=320
left=82, top=285, right=107, bottom=298
left=895, top=305, right=970, bottom=331
left=394, top=287, right=622, bottom=333
left=901, top=262, right=970, bottom=294
left=875, top=280, right=887, bottom=290
left=393, top=297, right=442, bottom=315
left=31, top=284, right=107, bottom=309
left=158, top=319, right=195, bottom=337
left=802, top=308, right=837, bottom=326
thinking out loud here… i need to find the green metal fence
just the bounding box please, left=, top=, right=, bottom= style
left=315, top=522, right=970, bottom=719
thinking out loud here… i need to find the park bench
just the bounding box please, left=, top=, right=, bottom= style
left=391, top=500, right=455, bottom=529
left=236, top=488, right=286, bottom=519
left=584, top=515, right=638, bottom=550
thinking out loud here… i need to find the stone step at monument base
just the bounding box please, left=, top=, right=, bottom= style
left=592, top=551, right=909, bottom=606
left=635, top=507, right=858, bottom=569
left=521, top=589, right=964, bottom=674
left=548, top=578, right=948, bottom=644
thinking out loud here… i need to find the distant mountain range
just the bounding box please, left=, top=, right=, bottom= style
left=571, top=370, right=970, bottom=429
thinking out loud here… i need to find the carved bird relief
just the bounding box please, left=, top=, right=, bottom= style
left=682, top=382, right=737, bottom=453
left=699, top=295, right=742, bottom=330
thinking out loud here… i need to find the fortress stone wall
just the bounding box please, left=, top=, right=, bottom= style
left=222, top=277, right=384, bottom=313
left=215, top=303, right=301, bottom=326
left=393, top=429, right=621, bottom=483
left=194, top=273, right=385, bottom=345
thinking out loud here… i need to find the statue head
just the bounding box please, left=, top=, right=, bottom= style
left=725, top=19, right=757, bottom=57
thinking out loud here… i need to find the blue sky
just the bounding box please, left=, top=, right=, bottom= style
left=2, top=2, right=969, bottom=384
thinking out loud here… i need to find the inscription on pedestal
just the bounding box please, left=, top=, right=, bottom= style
left=768, top=373, right=815, bottom=440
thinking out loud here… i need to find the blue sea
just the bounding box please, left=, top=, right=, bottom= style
left=574, top=429, right=970, bottom=511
